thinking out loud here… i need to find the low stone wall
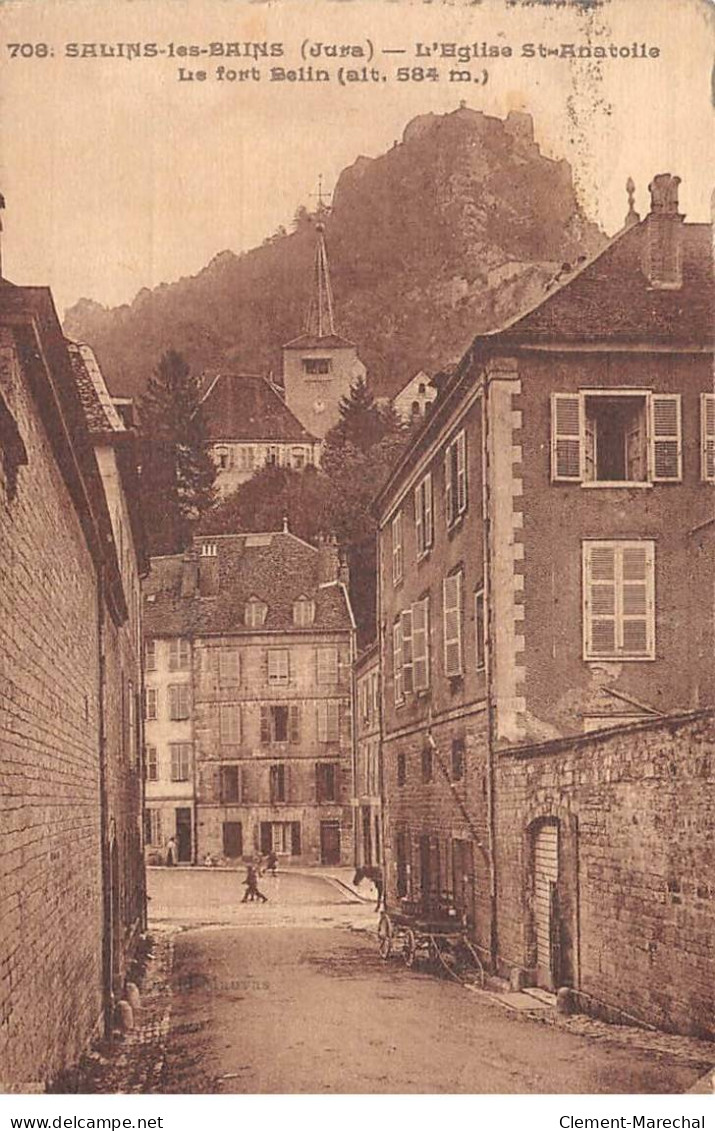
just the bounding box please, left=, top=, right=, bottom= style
left=495, top=710, right=715, bottom=1038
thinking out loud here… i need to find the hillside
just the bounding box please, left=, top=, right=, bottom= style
left=64, top=106, right=606, bottom=400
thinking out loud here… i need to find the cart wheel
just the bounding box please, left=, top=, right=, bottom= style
left=403, top=928, right=417, bottom=968
left=377, top=912, right=393, bottom=960
left=431, top=937, right=459, bottom=981
left=457, top=939, right=485, bottom=987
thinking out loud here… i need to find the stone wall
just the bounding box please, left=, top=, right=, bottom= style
left=495, top=710, right=715, bottom=1038
left=0, top=329, right=104, bottom=1088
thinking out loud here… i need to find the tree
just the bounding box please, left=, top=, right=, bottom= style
left=139, top=350, right=216, bottom=555
left=323, top=375, right=397, bottom=459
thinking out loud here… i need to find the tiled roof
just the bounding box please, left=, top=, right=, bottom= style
left=67, top=342, right=126, bottom=433
left=480, top=219, right=713, bottom=349
left=143, top=532, right=353, bottom=636
left=283, top=333, right=355, bottom=350
left=199, top=373, right=317, bottom=443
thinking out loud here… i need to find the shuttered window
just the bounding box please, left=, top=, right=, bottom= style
left=393, top=619, right=404, bottom=705
left=551, top=394, right=583, bottom=481
left=145, top=688, right=158, bottom=721
left=220, top=765, right=241, bottom=803
left=168, top=638, right=190, bottom=671
left=701, top=394, right=715, bottom=482
left=145, top=639, right=156, bottom=671
left=317, top=700, right=340, bottom=743
left=219, top=649, right=240, bottom=687
left=414, top=473, right=434, bottom=557
left=245, top=598, right=267, bottom=627
left=392, top=513, right=403, bottom=585
left=289, top=705, right=300, bottom=744
left=401, top=608, right=414, bottom=694
left=445, top=431, right=467, bottom=525
left=270, top=764, right=287, bottom=803
left=267, top=649, right=289, bottom=685
left=170, top=743, right=191, bottom=782
left=412, top=597, right=430, bottom=691
left=583, top=541, right=655, bottom=660
left=219, top=704, right=241, bottom=745
left=649, top=394, right=682, bottom=482
left=317, top=647, right=339, bottom=685
left=443, top=572, right=463, bottom=677
left=168, top=683, right=190, bottom=720
left=146, top=746, right=158, bottom=782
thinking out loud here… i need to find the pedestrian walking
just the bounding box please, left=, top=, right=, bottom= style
left=241, top=863, right=268, bottom=904
left=266, top=850, right=278, bottom=876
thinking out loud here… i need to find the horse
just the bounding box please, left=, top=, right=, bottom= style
left=353, top=865, right=385, bottom=911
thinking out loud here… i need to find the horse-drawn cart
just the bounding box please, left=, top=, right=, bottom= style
left=376, top=899, right=485, bottom=988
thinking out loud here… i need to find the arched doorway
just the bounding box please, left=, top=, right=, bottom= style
left=533, top=821, right=560, bottom=989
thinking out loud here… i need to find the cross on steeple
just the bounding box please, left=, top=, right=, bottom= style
left=305, top=176, right=336, bottom=339
left=309, top=173, right=332, bottom=218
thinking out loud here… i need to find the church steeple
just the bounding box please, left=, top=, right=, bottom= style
left=305, top=177, right=336, bottom=338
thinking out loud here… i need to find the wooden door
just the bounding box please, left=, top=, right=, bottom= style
left=320, top=820, right=341, bottom=865
left=534, top=823, right=559, bottom=989
left=175, top=807, right=192, bottom=863
left=222, top=821, right=243, bottom=859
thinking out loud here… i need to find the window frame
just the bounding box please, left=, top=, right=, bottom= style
left=293, top=596, right=316, bottom=627
left=170, top=742, right=191, bottom=782
left=245, top=598, right=268, bottom=628
left=412, top=596, right=430, bottom=692
left=445, top=429, right=468, bottom=527
left=317, top=700, right=340, bottom=744
left=414, top=472, right=434, bottom=558
left=219, top=703, right=242, bottom=745
left=582, top=539, right=656, bottom=661
left=391, top=513, right=403, bottom=585
left=168, top=638, right=190, bottom=672
left=220, top=764, right=241, bottom=804
left=219, top=648, right=240, bottom=687
left=146, top=745, right=158, bottom=782
left=145, top=639, right=156, bottom=672
left=146, top=687, right=158, bottom=721
left=317, top=647, right=339, bottom=685
left=168, top=683, right=190, bottom=721
left=443, top=571, right=464, bottom=678
left=267, top=649, right=290, bottom=686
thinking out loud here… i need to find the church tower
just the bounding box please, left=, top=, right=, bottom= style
left=282, top=190, right=366, bottom=440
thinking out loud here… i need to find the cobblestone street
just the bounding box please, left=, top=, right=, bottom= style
left=69, top=869, right=715, bottom=1095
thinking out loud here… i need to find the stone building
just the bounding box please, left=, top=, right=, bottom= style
left=0, top=285, right=146, bottom=1089
left=200, top=373, right=321, bottom=499
left=143, top=529, right=356, bottom=865
left=354, top=642, right=382, bottom=869
left=374, top=173, right=715, bottom=1032
left=393, top=371, right=438, bottom=425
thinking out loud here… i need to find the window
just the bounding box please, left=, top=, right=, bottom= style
left=317, top=700, right=340, bottom=743
left=261, top=821, right=301, bottom=855
left=145, top=808, right=162, bottom=847
left=474, top=589, right=486, bottom=671
left=551, top=392, right=682, bottom=484
left=443, top=572, right=464, bottom=677
left=168, top=684, right=190, bottom=720
left=220, top=704, right=241, bottom=745
left=303, top=357, right=330, bottom=375
left=316, top=762, right=338, bottom=803
left=393, top=619, right=404, bottom=705
left=415, top=473, right=434, bottom=557
left=245, top=598, right=268, bottom=628
left=215, top=447, right=230, bottom=471
left=146, top=688, right=158, bottom=721
left=451, top=737, right=465, bottom=781
left=412, top=597, right=430, bottom=691
left=317, top=647, right=339, bottom=685
left=220, top=765, right=241, bottom=803
left=445, top=430, right=467, bottom=526
left=168, top=638, right=190, bottom=672
left=146, top=746, right=158, bottom=782
left=145, top=639, right=156, bottom=671
left=397, top=752, right=407, bottom=787
left=401, top=608, right=414, bottom=694
left=267, top=649, right=290, bottom=685
left=223, top=821, right=243, bottom=857
left=269, top=763, right=286, bottom=803
left=170, top=743, right=191, bottom=782
left=260, top=704, right=300, bottom=744
left=582, top=541, right=655, bottom=660
left=219, top=648, right=240, bottom=686
left=701, top=394, right=715, bottom=481
left=293, top=596, right=315, bottom=627
left=238, top=446, right=254, bottom=471
left=391, top=513, right=403, bottom=585
left=421, top=744, right=433, bottom=784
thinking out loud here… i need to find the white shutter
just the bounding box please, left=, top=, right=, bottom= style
left=649, top=394, right=681, bottom=482
left=443, top=573, right=463, bottom=677
left=414, top=482, right=424, bottom=557
left=412, top=598, right=430, bottom=691
left=583, top=544, right=617, bottom=658
left=219, top=649, right=240, bottom=686
left=551, top=394, right=583, bottom=482
left=401, top=608, right=414, bottom=694
left=456, top=431, right=467, bottom=514
left=620, top=543, right=653, bottom=657
left=701, top=394, right=715, bottom=482
left=393, top=620, right=404, bottom=704
left=424, top=472, right=433, bottom=548
left=392, top=514, right=403, bottom=584
left=444, top=446, right=454, bottom=526
left=220, top=703, right=241, bottom=744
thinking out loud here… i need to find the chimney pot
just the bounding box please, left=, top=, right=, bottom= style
left=644, top=173, right=684, bottom=290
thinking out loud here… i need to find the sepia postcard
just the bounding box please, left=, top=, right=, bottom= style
left=0, top=0, right=714, bottom=1111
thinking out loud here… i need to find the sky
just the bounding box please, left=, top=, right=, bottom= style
left=0, top=0, right=713, bottom=316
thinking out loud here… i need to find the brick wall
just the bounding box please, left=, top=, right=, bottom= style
left=0, top=330, right=104, bottom=1088
left=495, top=710, right=715, bottom=1037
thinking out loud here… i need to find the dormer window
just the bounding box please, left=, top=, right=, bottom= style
left=245, top=597, right=268, bottom=628
left=303, top=357, right=331, bottom=376
left=293, top=596, right=315, bottom=627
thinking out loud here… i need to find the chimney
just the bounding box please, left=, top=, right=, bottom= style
left=317, top=533, right=340, bottom=584
left=198, top=540, right=219, bottom=597
left=180, top=554, right=199, bottom=598
left=644, top=173, right=684, bottom=289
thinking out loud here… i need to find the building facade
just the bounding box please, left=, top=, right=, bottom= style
left=0, top=287, right=146, bottom=1089
left=200, top=372, right=321, bottom=499
left=374, top=173, right=715, bottom=1029
left=393, top=371, right=438, bottom=424
left=354, top=642, right=382, bottom=869
left=143, top=531, right=356, bottom=866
